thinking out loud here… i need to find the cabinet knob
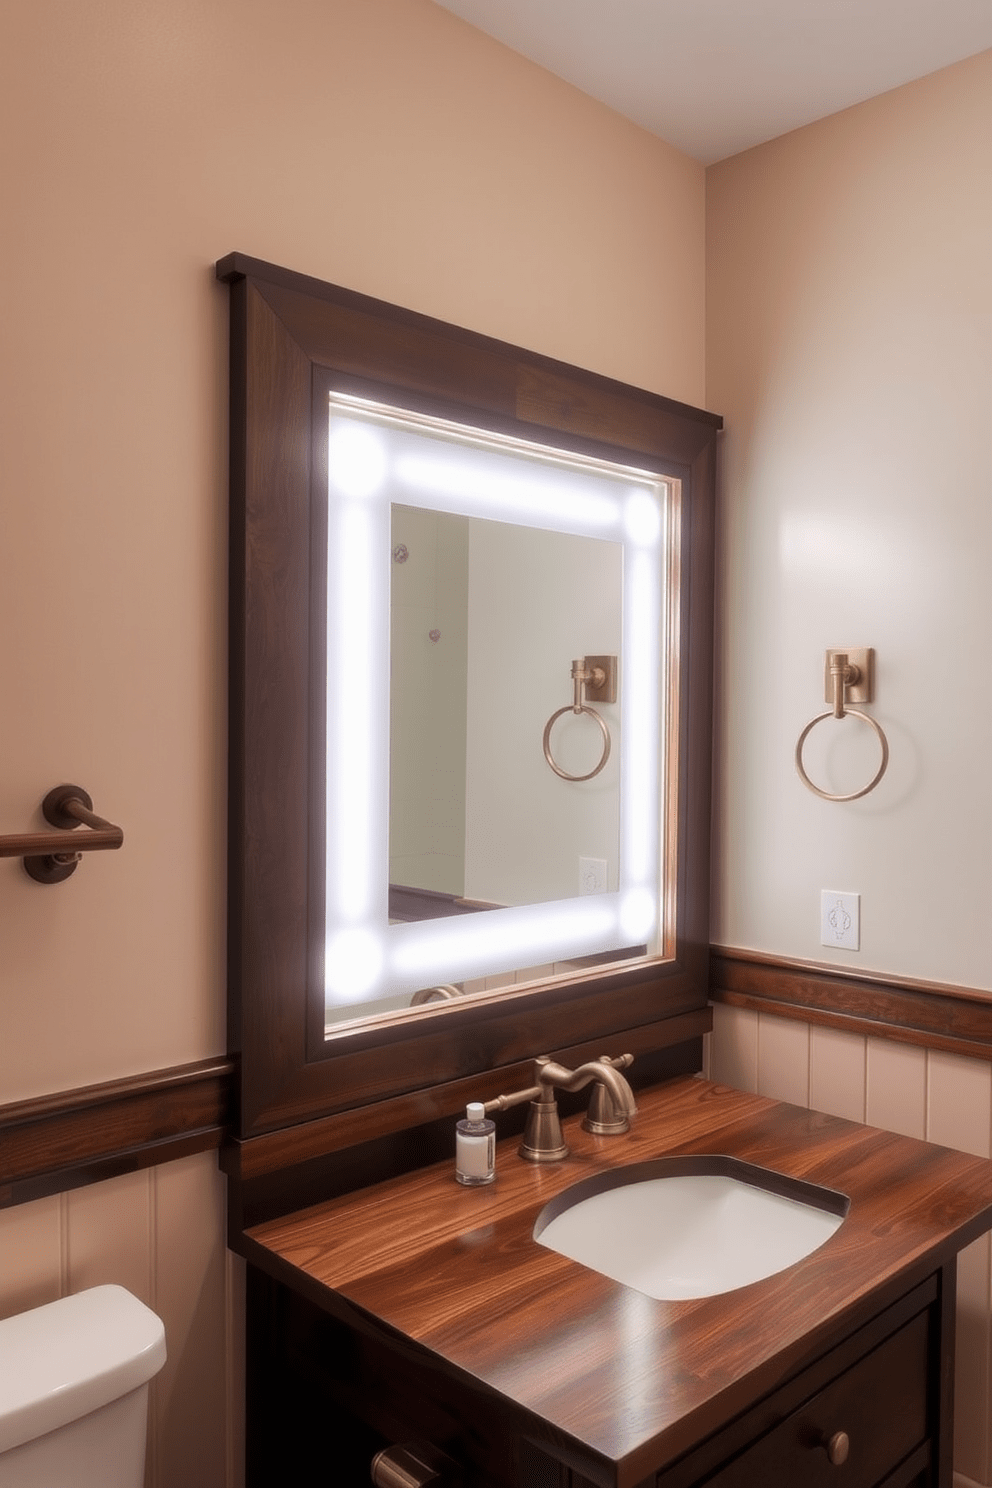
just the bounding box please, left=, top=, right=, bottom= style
left=824, top=1430, right=850, bottom=1466
left=370, top=1443, right=449, bottom=1487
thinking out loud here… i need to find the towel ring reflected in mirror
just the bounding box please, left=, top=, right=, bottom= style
left=543, top=704, right=611, bottom=782
left=542, top=655, right=617, bottom=783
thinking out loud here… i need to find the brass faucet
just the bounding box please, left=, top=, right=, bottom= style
left=487, top=1054, right=636, bottom=1163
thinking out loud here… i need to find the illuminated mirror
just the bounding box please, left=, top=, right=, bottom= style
left=324, top=394, right=677, bottom=1027
left=219, top=253, right=719, bottom=1143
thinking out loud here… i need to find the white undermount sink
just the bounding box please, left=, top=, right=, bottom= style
left=533, top=1157, right=848, bottom=1301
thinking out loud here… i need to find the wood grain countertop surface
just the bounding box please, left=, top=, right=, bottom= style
left=244, top=1076, right=992, bottom=1485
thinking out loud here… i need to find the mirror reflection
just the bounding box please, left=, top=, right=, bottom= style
left=389, top=508, right=622, bottom=920
left=324, top=393, right=671, bottom=1030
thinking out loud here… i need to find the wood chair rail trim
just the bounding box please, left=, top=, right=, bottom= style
left=0, top=1056, right=235, bottom=1210
left=2, top=948, right=989, bottom=1211
left=710, top=946, right=992, bottom=1057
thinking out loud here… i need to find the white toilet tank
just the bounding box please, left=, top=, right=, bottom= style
left=0, top=1285, right=166, bottom=1488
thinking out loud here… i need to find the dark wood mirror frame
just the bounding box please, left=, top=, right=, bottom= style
left=217, top=253, right=721, bottom=1215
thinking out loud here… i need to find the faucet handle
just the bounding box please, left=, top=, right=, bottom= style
left=514, top=1058, right=567, bottom=1162
left=518, top=1096, right=569, bottom=1163
left=582, top=1054, right=636, bottom=1136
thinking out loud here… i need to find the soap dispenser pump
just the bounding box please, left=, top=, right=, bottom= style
left=455, top=1102, right=495, bottom=1186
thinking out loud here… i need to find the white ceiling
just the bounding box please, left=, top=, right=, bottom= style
left=432, top=0, right=992, bottom=163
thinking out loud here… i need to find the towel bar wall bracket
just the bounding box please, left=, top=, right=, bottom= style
left=0, top=784, right=125, bottom=884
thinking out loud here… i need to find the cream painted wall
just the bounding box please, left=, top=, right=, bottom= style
left=0, top=1, right=705, bottom=1483
left=707, top=51, right=992, bottom=991
left=706, top=52, right=992, bottom=1488
left=464, top=522, right=622, bottom=906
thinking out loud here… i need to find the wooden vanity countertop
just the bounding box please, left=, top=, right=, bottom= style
left=244, top=1077, right=992, bottom=1486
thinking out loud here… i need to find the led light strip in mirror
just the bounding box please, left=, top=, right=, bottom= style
left=324, top=392, right=673, bottom=1017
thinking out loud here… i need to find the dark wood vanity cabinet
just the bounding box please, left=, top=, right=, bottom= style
left=246, top=1263, right=949, bottom=1488
left=239, top=1081, right=989, bottom=1488
left=653, top=1275, right=945, bottom=1488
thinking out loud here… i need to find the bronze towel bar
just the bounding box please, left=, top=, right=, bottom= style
left=0, top=784, right=124, bottom=883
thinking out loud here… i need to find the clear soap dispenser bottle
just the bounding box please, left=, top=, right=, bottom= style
left=456, top=1101, right=496, bottom=1186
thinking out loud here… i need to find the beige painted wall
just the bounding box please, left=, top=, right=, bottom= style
left=707, top=51, right=992, bottom=991
left=0, top=1, right=704, bottom=1483
left=706, top=51, right=992, bottom=1488
left=0, top=0, right=703, bottom=1107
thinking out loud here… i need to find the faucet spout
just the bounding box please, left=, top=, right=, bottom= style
left=538, top=1056, right=635, bottom=1114
left=583, top=1055, right=637, bottom=1134
left=515, top=1054, right=637, bottom=1162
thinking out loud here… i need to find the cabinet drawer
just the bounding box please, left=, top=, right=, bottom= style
left=696, top=1309, right=929, bottom=1488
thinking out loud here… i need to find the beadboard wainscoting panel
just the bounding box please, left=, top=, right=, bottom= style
left=927, top=1052, right=992, bottom=1159
left=927, top=1050, right=992, bottom=1484
left=155, top=1153, right=229, bottom=1488
left=65, top=1168, right=153, bottom=1302
left=706, top=1002, right=758, bottom=1091
left=64, top=1172, right=158, bottom=1484
left=865, top=1038, right=927, bottom=1139
left=226, top=1253, right=246, bottom=1488
left=955, top=1234, right=992, bottom=1485
left=0, top=1194, right=61, bottom=1318
left=809, top=1026, right=867, bottom=1124
left=0, top=1153, right=237, bottom=1488
left=756, top=1010, right=810, bottom=1106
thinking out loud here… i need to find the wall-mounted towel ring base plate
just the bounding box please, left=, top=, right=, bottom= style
left=823, top=648, right=872, bottom=705
left=582, top=655, right=618, bottom=704
left=796, top=648, right=889, bottom=802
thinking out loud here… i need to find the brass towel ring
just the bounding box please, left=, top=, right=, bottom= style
left=543, top=703, right=611, bottom=782
left=795, top=649, right=889, bottom=802
left=795, top=708, right=889, bottom=802
left=543, top=656, right=617, bottom=783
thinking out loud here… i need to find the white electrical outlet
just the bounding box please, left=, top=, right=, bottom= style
left=821, top=890, right=860, bottom=951
left=579, top=857, right=608, bottom=895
